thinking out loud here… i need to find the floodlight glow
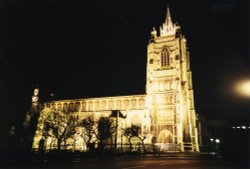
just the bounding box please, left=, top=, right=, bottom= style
left=235, top=80, right=250, bottom=97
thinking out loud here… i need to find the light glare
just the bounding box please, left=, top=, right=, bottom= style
left=235, top=80, right=250, bottom=97
left=215, top=139, right=220, bottom=144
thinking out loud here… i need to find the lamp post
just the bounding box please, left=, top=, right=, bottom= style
left=210, top=138, right=220, bottom=155
left=215, top=139, right=220, bottom=154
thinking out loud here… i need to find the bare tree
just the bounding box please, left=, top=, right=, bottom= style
left=123, top=125, right=141, bottom=152
left=97, top=117, right=116, bottom=151
left=80, top=116, right=96, bottom=152
left=138, top=129, right=149, bottom=154
left=43, top=110, right=79, bottom=151
left=123, top=125, right=149, bottom=153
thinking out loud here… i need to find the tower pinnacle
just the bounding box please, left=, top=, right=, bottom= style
left=160, top=5, right=176, bottom=37
left=165, top=5, right=172, bottom=25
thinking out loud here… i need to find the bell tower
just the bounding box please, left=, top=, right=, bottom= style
left=146, top=6, right=199, bottom=152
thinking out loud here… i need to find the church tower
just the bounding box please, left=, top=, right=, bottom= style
left=146, top=6, right=199, bottom=152
left=26, top=5, right=200, bottom=153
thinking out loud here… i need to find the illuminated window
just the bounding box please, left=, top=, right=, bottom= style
left=57, top=103, right=62, bottom=111
left=52, top=103, right=56, bottom=109
left=161, top=47, right=169, bottom=67
left=117, top=100, right=122, bottom=109
left=131, top=114, right=141, bottom=126
left=81, top=102, right=87, bottom=111
left=131, top=99, right=137, bottom=109
left=108, top=100, right=114, bottom=109
left=88, top=101, right=93, bottom=111
left=63, top=103, right=69, bottom=112
left=69, top=102, right=75, bottom=112
left=101, top=100, right=107, bottom=110
left=124, top=99, right=129, bottom=108
left=139, top=99, right=144, bottom=109
left=75, top=102, right=80, bottom=112
left=95, top=101, right=100, bottom=110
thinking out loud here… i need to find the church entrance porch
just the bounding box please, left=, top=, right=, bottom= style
left=154, top=129, right=179, bottom=152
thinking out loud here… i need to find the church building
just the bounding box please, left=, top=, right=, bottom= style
left=28, top=7, right=200, bottom=152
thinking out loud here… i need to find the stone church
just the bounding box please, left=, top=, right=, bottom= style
left=28, top=7, right=200, bottom=152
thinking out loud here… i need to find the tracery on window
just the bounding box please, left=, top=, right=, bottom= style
left=161, top=47, right=169, bottom=67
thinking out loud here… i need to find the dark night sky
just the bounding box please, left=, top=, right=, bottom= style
left=0, top=0, right=249, bottom=134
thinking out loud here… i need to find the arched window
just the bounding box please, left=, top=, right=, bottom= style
left=161, top=47, right=169, bottom=67
left=75, top=102, right=80, bottom=112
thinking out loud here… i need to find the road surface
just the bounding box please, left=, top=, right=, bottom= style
left=1, top=154, right=249, bottom=169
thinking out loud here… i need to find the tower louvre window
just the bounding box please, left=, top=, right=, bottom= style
left=161, top=47, right=169, bottom=67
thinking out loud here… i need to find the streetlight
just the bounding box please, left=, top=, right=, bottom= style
left=235, top=80, right=250, bottom=98
left=210, top=138, right=220, bottom=155
left=215, top=139, right=220, bottom=144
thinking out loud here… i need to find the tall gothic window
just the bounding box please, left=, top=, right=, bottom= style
left=161, top=47, right=169, bottom=67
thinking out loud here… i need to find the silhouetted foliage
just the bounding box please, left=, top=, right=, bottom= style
left=43, top=110, right=79, bottom=150
left=80, top=116, right=96, bottom=152
left=97, top=117, right=115, bottom=151
left=123, top=125, right=141, bottom=152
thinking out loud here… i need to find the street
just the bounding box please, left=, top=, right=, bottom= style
left=1, top=154, right=249, bottom=169
left=63, top=157, right=249, bottom=169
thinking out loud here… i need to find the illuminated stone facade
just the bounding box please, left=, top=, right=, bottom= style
left=31, top=7, right=199, bottom=152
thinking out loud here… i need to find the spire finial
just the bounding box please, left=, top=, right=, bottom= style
left=165, top=4, right=172, bottom=24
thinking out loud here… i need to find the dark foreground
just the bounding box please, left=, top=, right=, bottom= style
left=1, top=152, right=249, bottom=169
